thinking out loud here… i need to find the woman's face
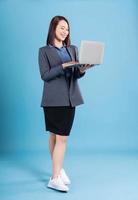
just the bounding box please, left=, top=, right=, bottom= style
left=55, top=20, right=69, bottom=42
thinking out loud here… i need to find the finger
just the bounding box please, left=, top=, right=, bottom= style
left=83, top=64, right=89, bottom=68
left=87, top=64, right=93, bottom=68
left=86, top=64, right=90, bottom=68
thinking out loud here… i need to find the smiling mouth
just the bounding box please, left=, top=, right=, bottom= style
left=61, top=35, right=66, bottom=38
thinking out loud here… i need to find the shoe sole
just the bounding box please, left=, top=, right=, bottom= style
left=47, top=184, right=69, bottom=192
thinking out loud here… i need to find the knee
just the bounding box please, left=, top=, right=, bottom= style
left=56, top=135, right=68, bottom=144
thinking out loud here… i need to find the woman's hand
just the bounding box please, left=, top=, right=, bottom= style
left=62, top=61, right=79, bottom=69
left=79, top=64, right=95, bottom=73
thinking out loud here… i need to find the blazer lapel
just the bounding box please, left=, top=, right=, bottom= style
left=66, top=46, right=75, bottom=61
left=66, top=46, right=76, bottom=73
left=46, top=46, right=63, bottom=66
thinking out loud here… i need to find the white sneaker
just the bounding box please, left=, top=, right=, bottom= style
left=47, top=175, right=69, bottom=192
left=60, top=168, right=71, bottom=185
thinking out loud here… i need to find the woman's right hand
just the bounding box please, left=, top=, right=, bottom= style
left=62, top=61, right=79, bottom=69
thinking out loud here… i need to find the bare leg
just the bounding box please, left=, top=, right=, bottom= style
left=52, top=134, right=68, bottom=179
left=49, top=132, right=56, bottom=159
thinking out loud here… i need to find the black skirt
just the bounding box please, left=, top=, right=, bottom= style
left=43, top=106, right=76, bottom=136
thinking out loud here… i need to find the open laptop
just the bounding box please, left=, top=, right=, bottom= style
left=68, top=40, right=105, bottom=67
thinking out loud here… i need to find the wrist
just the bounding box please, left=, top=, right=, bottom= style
left=62, top=64, right=65, bottom=69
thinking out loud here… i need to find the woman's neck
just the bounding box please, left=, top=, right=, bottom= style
left=54, top=38, right=63, bottom=48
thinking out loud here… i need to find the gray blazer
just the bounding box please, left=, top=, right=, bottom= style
left=38, top=45, right=85, bottom=107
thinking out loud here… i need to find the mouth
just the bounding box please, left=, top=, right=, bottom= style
left=61, top=34, right=66, bottom=38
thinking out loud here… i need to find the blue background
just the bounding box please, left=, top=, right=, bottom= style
left=0, top=0, right=138, bottom=153
left=1, top=1, right=138, bottom=200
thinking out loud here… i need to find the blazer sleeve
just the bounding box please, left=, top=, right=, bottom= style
left=73, top=46, right=86, bottom=79
left=38, top=48, right=64, bottom=82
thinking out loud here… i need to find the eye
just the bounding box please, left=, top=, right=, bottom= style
left=60, top=26, right=69, bottom=32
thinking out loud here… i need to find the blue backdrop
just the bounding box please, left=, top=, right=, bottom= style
left=0, top=0, right=138, bottom=153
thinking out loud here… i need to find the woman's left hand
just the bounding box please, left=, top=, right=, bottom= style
left=79, top=64, right=95, bottom=73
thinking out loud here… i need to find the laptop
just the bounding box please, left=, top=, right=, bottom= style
left=68, top=40, right=105, bottom=67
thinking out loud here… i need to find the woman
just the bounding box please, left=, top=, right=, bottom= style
left=38, top=15, right=94, bottom=192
